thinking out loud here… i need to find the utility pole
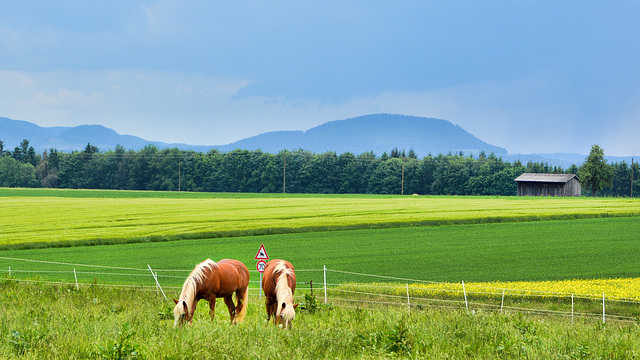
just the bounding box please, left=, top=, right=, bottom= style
left=178, top=162, right=182, bottom=192
left=283, top=150, right=286, bottom=194
left=401, top=163, right=405, bottom=195
left=631, top=158, right=634, bottom=198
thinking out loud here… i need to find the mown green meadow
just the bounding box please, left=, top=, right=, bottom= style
left=3, top=188, right=640, bottom=358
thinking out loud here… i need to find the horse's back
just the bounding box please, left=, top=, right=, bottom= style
left=216, top=259, right=250, bottom=289
left=264, top=259, right=294, bottom=274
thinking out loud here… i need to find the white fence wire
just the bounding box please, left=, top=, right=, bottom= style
left=1, top=256, right=638, bottom=324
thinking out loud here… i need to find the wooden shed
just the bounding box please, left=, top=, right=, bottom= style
left=514, top=173, right=581, bottom=197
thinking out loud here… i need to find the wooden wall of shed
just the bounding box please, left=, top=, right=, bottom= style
left=517, top=178, right=581, bottom=197
left=564, top=178, right=582, bottom=197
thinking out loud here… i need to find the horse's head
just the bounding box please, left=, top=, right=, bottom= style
left=278, top=302, right=297, bottom=329
left=173, top=299, right=190, bottom=328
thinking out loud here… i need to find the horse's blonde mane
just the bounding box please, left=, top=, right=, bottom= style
left=178, top=259, right=218, bottom=312
left=273, top=261, right=294, bottom=319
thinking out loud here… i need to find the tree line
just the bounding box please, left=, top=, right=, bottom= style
left=1, top=139, right=638, bottom=196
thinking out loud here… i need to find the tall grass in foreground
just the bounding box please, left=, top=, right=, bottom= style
left=1, top=281, right=639, bottom=359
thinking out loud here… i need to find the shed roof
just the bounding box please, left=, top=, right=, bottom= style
left=514, top=173, right=579, bottom=183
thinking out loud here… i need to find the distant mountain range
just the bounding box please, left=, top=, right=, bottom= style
left=0, top=117, right=210, bottom=154
left=216, top=114, right=507, bottom=156
left=0, top=114, right=633, bottom=168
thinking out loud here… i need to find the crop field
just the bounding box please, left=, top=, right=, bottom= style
left=2, top=188, right=640, bottom=358
left=2, top=187, right=640, bottom=287
left=2, top=216, right=640, bottom=285
left=2, top=188, right=640, bottom=249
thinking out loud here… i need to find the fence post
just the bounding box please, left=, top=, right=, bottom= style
left=73, top=268, right=79, bottom=290
left=323, top=265, right=327, bottom=304
left=147, top=265, right=168, bottom=301
left=602, top=293, right=606, bottom=324
left=501, top=289, right=505, bottom=313
left=462, top=280, right=469, bottom=314
left=571, top=294, right=574, bottom=324
left=406, top=284, right=410, bottom=312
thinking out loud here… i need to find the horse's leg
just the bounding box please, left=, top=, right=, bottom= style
left=273, top=302, right=282, bottom=326
left=207, top=296, right=216, bottom=322
left=266, top=300, right=278, bottom=325
left=189, top=300, right=199, bottom=326
left=223, top=295, right=237, bottom=323
left=234, top=288, right=248, bottom=322
left=264, top=299, right=272, bottom=326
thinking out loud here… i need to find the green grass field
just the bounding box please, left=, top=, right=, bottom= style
left=3, top=188, right=640, bottom=359
left=2, top=187, right=640, bottom=289
left=3, top=281, right=639, bottom=359
left=2, top=217, right=640, bottom=288
left=2, top=188, right=640, bottom=250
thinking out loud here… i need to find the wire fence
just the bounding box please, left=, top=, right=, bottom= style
left=1, top=256, right=638, bottom=324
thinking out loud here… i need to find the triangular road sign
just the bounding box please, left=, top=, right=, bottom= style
left=255, top=243, right=269, bottom=260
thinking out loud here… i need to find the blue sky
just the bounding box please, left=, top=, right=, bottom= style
left=1, top=1, right=639, bottom=156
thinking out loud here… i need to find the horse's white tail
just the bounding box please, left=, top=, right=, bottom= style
left=235, top=288, right=249, bottom=322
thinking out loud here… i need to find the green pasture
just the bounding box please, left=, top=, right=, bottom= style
left=2, top=188, right=640, bottom=289
left=3, top=282, right=639, bottom=359
left=2, top=188, right=640, bottom=249
left=3, top=189, right=640, bottom=359
left=2, top=217, right=639, bottom=288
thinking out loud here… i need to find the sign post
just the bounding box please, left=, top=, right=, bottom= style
left=255, top=244, right=270, bottom=301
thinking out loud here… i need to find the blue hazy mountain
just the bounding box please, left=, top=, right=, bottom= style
left=215, top=114, right=507, bottom=156
left=1, top=114, right=507, bottom=157
left=1, top=114, right=632, bottom=167
left=0, top=117, right=206, bottom=153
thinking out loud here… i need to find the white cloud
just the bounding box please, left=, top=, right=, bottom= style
left=0, top=68, right=637, bottom=155
left=0, top=69, right=262, bottom=142
left=27, top=89, right=105, bottom=107
left=0, top=70, right=35, bottom=87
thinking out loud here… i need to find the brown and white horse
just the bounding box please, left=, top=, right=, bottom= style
left=261, top=259, right=297, bottom=328
left=173, top=258, right=249, bottom=327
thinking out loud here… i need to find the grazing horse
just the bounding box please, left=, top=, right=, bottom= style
left=173, top=258, right=249, bottom=327
left=261, top=259, right=297, bottom=328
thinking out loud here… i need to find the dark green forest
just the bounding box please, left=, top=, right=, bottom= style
left=1, top=139, right=638, bottom=196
